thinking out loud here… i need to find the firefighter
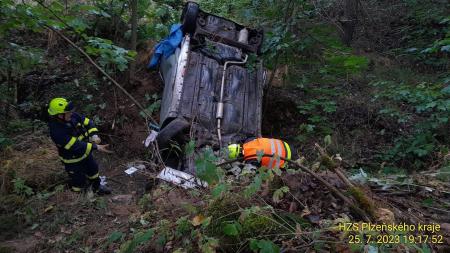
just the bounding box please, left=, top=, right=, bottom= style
left=228, top=138, right=292, bottom=169
left=47, top=97, right=112, bottom=194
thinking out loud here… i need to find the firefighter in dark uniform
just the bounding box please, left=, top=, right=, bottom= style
left=47, top=97, right=112, bottom=194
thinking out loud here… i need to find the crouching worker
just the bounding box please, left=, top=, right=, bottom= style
left=47, top=97, right=112, bottom=195
left=228, top=138, right=293, bottom=169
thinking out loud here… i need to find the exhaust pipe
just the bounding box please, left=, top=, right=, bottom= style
left=216, top=54, right=248, bottom=150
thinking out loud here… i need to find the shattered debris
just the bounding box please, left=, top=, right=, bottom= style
left=157, top=167, right=208, bottom=189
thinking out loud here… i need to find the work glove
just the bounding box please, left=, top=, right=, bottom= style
left=90, top=134, right=101, bottom=144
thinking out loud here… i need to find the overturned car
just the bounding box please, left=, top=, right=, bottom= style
left=154, top=2, right=266, bottom=171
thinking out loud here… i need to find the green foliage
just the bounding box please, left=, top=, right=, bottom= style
left=184, top=140, right=196, bottom=156
left=211, top=183, right=227, bottom=198
left=272, top=186, right=289, bottom=203
left=296, top=90, right=337, bottom=141
left=372, top=79, right=450, bottom=169
left=324, top=53, right=368, bottom=75
left=138, top=194, right=153, bottom=211
left=195, top=147, right=222, bottom=185
left=0, top=43, right=43, bottom=76
left=12, top=178, right=34, bottom=196
left=140, top=93, right=161, bottom=118
left=0, top=0, right=41, bottom=33
left=244, top=166, right=277, bottom=198
left=399, top=2, right=450, bottom=69
left=199, top=236, right=219, bottom=253
left=222, top=222, right=241, bottom=236
left=175, top=216, right=192, bottom=238
left=249, top=239, right=280, bottom=253
left=85, top=37, right=136, bottom=72
left=140, top=1, right=180, bottom=41
left=0, top=43, right=43, bottom=104
left=119, top=229, right=154, bottom=253
left=0, top=133, right=12, bottom=150
left=244, top=173, right=263, bottom=198
left=0, top=0, right=138, bottom=83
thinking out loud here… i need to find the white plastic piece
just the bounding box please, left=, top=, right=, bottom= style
left=89, top=134, right=101, bottom=144
left=125, top=166, right=138, bottom=175
left=99, top=176, right=107, bottom=186
left=424, top=187, right=433, bottom=192
left=157, top=167, right=208, bottom=189
left=349, top=168, right=368, bottom=184
left=135, top=164, right=146, bottom=170
left=143, top=130, right=159, bottom=147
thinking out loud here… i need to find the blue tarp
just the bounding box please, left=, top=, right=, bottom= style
left=148, top=24, right=183, bottom=68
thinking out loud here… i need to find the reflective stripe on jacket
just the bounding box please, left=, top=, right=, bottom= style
left=243, top=138, right=291, bottom=168
left=48, top=112, right=98, bottom=164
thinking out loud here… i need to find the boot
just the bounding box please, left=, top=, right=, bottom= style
left=96, top=184, right=112, bottom=195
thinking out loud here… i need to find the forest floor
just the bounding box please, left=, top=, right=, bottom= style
left=1, top=37, right=449, bottom=253
left=1, top=122, right=449, bottom=252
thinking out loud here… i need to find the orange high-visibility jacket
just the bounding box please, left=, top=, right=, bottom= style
left=242, top=138, right=291, bottom=168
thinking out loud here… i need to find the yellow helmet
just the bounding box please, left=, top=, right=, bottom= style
left=228, top=144, right=241, bottom=159
left=48, top=97, right=73, bottom=116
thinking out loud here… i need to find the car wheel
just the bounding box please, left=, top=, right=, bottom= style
left=157, top=117, right=190, bottom=149
left=181, top=2, right=199, bottom=34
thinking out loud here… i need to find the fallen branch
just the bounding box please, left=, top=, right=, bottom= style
left=284, top=159, right=372, bottom=222
left=315, top=144, right=376, bottom=218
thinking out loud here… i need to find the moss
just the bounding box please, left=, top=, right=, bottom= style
left=320, top=155, right=337, bottom=169
left=240, top=213, right=284, bottom=238
left=348, top=187, right=375, bottom=217
left=207, top=193, right=246, bottom=219
left=206, top=194, right=243, bottom=236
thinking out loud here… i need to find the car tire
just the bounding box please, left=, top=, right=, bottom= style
left=181, top=2, right=199, bottom=34
left=157, top=117, right=190, bottom=149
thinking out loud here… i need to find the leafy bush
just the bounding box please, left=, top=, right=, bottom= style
left=399, top=1, right=449, bottom=69
left=195, top=147, right=223, bottom=185
left=85, top=37, right=137, bottom=72
left=372, top=79, right=450, bottom=169
left=140, top=1, right=180, bottom=41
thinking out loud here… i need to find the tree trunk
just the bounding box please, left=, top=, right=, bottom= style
left=340, top=0, right=359, bottom=46
left=129, top=0, right=138, bottom=79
